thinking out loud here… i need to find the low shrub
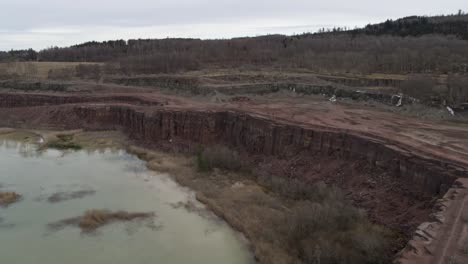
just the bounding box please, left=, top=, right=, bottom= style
left=447, top=256, right=461, bottom=264
left=196, top=145, right=241, bottom=172
left=287, top=200, right=393, bottom=264
left=462, top=238, right=468, bottom=255
left=46, top=141, right=82, bottom=150
left=56, top=134, right=74, bottom=142
left=47, top=68, right=74, bottom=80
left=401, top=75, right=437, bottom=102
left=462, top=209, right=468, bottom=223
left=75, top=64, right=102, bottom=81
left=257, top=174, right=343, bottom=201
left=257, top=174, right=394, bottom=264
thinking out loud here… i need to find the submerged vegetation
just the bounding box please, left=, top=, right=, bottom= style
left=48, top=209, right=155, bottom=233
left=46, top=190, right=96, bottom=203
left=0, top=191, right=21, bottom=207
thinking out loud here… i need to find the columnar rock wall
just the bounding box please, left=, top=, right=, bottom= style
left=73, top=105, right=461, bottom=196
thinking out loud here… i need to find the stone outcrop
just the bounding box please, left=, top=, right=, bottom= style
left=0, top=92, right=463, bottom=196
left=1, top=91, right=466, bottom=264
left=72, top=105, right=463, bottom=196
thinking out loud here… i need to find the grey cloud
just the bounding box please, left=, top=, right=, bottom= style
left=0, top=0, right=466, bottom=50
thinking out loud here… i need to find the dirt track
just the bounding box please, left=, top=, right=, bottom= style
left=0, top=85, right=467, bottom=263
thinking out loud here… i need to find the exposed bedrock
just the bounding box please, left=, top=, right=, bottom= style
left=0, top=92, right=466, bottom=235
left=72, top=105, right=462, bottom=196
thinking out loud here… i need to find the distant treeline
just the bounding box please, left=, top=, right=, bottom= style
left=0, top=49, right=37, bottom=62
left=37, top=34, right=468, bottom=75
left=352, top=13, right=468, bottom=40
left=1, top=13, right=468, bottom=75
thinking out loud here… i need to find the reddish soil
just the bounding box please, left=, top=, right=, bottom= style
left=0, top=84, right=467, bottom=263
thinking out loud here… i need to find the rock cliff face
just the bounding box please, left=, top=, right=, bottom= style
left=73, top=105, right=462, bottom=196
left=2, top=92, right=466, bottom=261
left=0, top=92, right=463, bottom=197
left=1, top=91, right=467, bottom=239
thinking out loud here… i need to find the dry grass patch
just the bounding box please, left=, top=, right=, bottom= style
left=48, top=209, right=155, bottom=233
left=0, top=192, right=21, bottom=207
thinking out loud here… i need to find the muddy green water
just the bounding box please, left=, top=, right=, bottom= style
left=0, top=140, right=253, bottom=264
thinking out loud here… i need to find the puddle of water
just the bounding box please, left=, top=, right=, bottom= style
left=0, top=139, right=254, bottom=264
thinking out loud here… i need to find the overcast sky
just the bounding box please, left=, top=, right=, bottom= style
left=0, top=0, right=465, bottom=51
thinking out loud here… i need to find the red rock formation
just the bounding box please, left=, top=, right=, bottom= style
left=0, top=92, right=466, bottom=236
left=73, top=105, right=461, bottom=196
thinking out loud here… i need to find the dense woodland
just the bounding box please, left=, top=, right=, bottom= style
left=349, top=12, right=468, bottom=40
left=0, top=49, right=37, bottom=62
left=1, top=13, right=468, bottom=76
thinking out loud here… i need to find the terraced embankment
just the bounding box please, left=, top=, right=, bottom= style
left=0, top=91, right=466, bottom=263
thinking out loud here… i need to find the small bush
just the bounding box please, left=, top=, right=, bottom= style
left=75, top=64, right=102, bottom=81
left=257, top=174, right=343, bottom=202
left=401, top=75, right=437, bottom=102
left=56, top=134, right=74, bottom=142
left=47, top=68, right=74, bottom=80
left=286, top=196, right=393, bottom=264
left=462, top=209, right=468, bottom=223
left=448, top=75, right=468, bottom=105
left=47, top=141, right=82, bottom=150
left=447, top=256, right=461, bottom=264
left=196, top=145, right=241, bottom=172
left=256, top=174, right=394, bottom=264
left=462, top=238, right=468, bottom=255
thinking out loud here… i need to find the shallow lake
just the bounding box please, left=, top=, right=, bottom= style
left=0, top=139, right=253, bottom=264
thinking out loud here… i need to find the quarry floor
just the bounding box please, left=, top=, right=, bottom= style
left=0, top=82, right=467, bottom=264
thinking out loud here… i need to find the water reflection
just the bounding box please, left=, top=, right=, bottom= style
left=0, top=139, right=254, bottom=264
